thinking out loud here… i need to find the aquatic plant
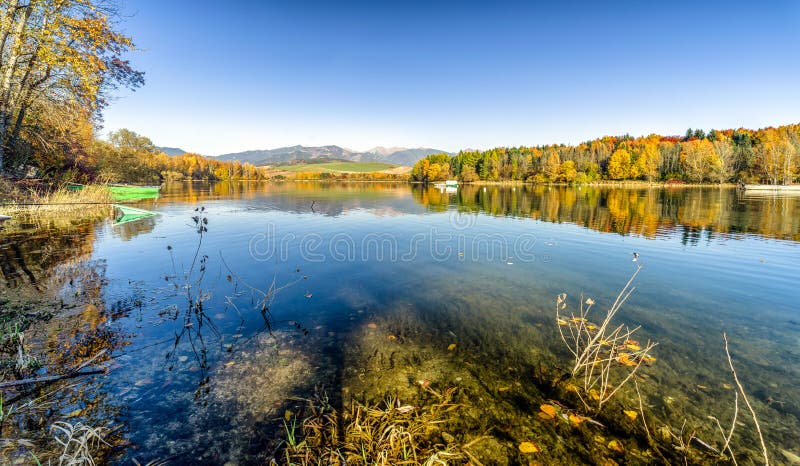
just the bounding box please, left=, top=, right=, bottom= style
left=555, top=265, right=657, bottom=411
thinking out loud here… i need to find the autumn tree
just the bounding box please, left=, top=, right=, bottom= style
left=0, top=0, right=143, bottom=173
left=680, top=139, right=718, bottom=182
left=633, top=138, right=661, bottom=181
left=559, top=160, right=577, bottom=182
left=754, top=127, right=797, bottom=185
left=607, top=148, right=631, bottom=180
left=459, top=164, right=479, bottom=182
left=542, top=148, right=561, bottom=181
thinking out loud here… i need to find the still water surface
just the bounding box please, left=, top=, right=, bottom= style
left=1, top=182, right=798, bottom=464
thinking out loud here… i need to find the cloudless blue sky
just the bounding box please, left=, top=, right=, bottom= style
left=103, top=0, right=800, bottom=155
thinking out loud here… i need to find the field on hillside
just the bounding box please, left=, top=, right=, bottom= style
left=272, top=161, right=401, bottom=173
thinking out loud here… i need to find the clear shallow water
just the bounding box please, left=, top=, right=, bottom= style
left=1, top=182, right=799, bottom=464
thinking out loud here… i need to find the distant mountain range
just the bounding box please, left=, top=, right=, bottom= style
left=156, top=146, right=187, bottom=156
left=214, top=145, right=449, bottom=167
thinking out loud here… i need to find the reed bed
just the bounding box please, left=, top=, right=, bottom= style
left=0, top=185, right=114, bottom=214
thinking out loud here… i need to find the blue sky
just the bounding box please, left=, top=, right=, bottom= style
left=103, top=0, right=800, bottom=155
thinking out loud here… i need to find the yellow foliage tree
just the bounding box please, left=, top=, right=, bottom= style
left=607, top=149, right=631, bottom=180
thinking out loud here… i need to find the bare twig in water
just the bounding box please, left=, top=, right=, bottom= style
left=723, top=332, right=769, bottom=465
left=0, top=350, right=108, bottom=389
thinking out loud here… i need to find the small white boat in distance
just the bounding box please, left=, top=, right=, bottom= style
left=744, top=184, right=800, bottom=193
left=434, top=180, right=459, bottom=189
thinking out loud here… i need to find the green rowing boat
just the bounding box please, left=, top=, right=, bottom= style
left=107, top=185, right=161, bottom=201
left=113, top=204, right=158, bottom=226
left=67, top=183, right=161, bottom=201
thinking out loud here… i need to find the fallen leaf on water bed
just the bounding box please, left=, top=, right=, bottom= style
left=367, top=323, right=377, bottom=329
left=623, top=410, right=638, bottom=421
left=617, top=353, right=638, bottom=367
left=589, top=389, right=600, bottom=401
left=387, top=335, right=397, bottom=341
left=608, top=440, right=624, bottom=452
left=722, top=383, right=733, bottom=390
left=518, top=442, right=540, bottom=453
left=697, top=384, right=708, bottom=390
left=539, top=404, right=557, bottom=419
left=224, top=361, right=235, bottom=367
left=569, top=413, right=585, bottom=425
left=498, top=386, right=511, bottom=392
left=557, top=319, right=568, bottom=326
left=447, top=343, right=456, bottom=351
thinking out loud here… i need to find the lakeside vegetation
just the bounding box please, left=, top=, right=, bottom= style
left=412, top=124, right=800, bottom=185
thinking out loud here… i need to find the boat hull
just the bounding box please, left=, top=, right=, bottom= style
left=744, top=184, right=800, bottom=192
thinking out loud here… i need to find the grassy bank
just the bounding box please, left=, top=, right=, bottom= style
left=0, top=181, right=114, bottom=216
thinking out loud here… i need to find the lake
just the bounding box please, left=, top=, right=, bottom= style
left=1, top=182, right=798, bottom=465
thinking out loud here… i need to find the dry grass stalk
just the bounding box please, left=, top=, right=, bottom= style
left=0, top=185, right=113, bottom=214
left=50, top=421, right=109, bottom=466
left=279, top=387, right=473, bottom=466
left=556, top=265, right=657, bottom=411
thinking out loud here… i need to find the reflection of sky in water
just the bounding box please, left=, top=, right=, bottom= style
left=47, top=183, right=800, bottom=462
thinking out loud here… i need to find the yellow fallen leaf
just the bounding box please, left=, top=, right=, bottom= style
left=224, top=361, right=235, bottom=367
left=387, top=335, right=397, bottom=341
left=697, top=384, right=708, bottom=390
left=557, top=319, right=568, bottom=326
left=447, top=343, right=456, bottom=351
left=568, top=413, right=584, bottom=425
left=498, top=386, right=511, bottom=392
left=518, top=441, right=540, bottom=453
left=608, top=439, right=624, bottom=452
left=617, top=353, right=638, bottom=367
left=589, top=389, right=600, bottom=401
left=623, top=410, right=638, bottom=421
left=539, top=404, right=557, bottom=419
left=564, top=383, right=579, bottom=393
left=722, top=383, right=733, bottom=390
left=367, top=323, right=377, bottom=329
